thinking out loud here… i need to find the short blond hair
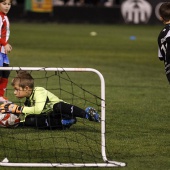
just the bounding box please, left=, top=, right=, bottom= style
left=11, top=71, right=34, bottom=89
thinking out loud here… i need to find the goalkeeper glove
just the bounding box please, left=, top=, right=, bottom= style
left=0, top=103, right=23, bottom=114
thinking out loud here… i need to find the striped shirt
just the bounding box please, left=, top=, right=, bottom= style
left=0, top=12, right=10, bottom=54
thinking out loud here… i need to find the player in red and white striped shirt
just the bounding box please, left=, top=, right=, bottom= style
left=0, top=0, right=12, bottom=103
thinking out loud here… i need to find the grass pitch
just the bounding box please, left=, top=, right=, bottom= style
left=0, top=23, right=170, bottom=170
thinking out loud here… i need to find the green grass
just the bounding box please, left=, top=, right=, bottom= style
left=0, top=23, right=170, bottom=170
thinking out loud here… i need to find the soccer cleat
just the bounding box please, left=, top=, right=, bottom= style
left=85, top=107, right=101, bottom=122
left=0, top=96, right=12, bottom=104
left=61, top=118, right=77, bottom=127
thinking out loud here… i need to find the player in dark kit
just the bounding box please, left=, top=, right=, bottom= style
left=157, top=2, right=170, bottom=83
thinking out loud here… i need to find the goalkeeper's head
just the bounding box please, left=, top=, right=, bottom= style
left=11, top=71, right=34, bottom=99
left=12, top=71, right=34, bottom=89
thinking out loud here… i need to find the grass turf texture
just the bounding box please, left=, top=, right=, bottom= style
left=0, top=23, right=170, bottom=170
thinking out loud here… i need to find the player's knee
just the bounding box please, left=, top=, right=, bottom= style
left=53, top=102, right=64, bottom=113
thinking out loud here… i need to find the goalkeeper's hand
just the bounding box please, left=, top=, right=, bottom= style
left=0, top=103, right=23, bottom=114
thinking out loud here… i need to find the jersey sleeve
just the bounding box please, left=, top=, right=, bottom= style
left=158, top=48, right=164, bottom=61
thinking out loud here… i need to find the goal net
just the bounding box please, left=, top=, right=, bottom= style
left=0, top=67, right=126, bottom=168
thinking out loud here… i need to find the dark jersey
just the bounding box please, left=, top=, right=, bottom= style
left=158, top=24, right=170, bottom=82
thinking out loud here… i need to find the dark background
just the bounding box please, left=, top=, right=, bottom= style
left=10, top=0, right=161, bottom=25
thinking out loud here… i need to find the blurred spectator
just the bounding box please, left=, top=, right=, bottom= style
left=102, top=0, right=121, bottom=7
left=16, top=0, right=120, bottom=7
left=53, top=0, right=64, bottom=6
left=16, top=0, right=24, bottom=4
left=104, top=0, right=114, bottom=7
left=52, top=0, right=121, bottom=7
left=12, top=0, right=17, bottom=5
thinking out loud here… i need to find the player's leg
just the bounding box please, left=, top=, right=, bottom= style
left=0, top=54, right=10, bottom=103
left=24, top=114, right=49, bottom=129
left=24, top=113, right=72, bottom=130
left=1, top=63, right=10, bottom=94
left=0, top=53, right=3, bottom=99
left=49, top=111, right=75, bottom=129
left=53, top=102, right=101, bottom=122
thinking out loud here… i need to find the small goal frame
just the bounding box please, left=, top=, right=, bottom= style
left=0, top=67, right=126, bottom=168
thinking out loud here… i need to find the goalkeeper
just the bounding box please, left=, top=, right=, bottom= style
left=0, top=71, right=100, bottom=129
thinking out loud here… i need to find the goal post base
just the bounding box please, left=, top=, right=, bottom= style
left=0, top=158, right=126, bottom=168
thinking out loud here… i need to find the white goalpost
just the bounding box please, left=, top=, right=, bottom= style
left=0, top=67, right=126, bottom=168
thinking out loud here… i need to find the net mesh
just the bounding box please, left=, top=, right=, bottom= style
left=0, top=68, right=104, bottom=164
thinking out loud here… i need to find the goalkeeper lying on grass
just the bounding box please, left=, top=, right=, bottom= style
left=0, top=71, right=100, bottom=129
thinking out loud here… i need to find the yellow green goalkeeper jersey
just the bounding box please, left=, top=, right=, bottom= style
left=20, top=87, right=63, bottom=121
